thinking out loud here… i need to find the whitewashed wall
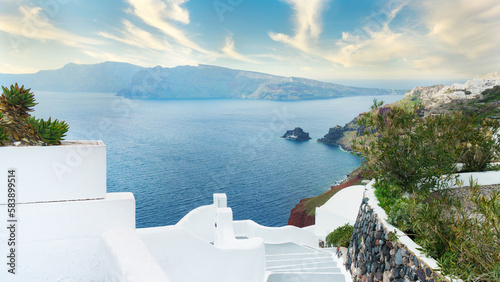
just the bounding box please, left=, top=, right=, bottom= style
left=0, top=193, right=135, bottom=282
left=0, top=141, right=106, bottom=204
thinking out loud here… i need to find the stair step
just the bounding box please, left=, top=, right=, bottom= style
left=267, top=260, right=338, bottom=270
left=271, top=266, right=341, bottom=273
left=266, top=255, right=334, bottom=262
left=267, top=273, right=347, bottom=282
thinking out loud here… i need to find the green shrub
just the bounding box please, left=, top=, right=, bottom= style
left=354, top=100, right=500, bottom=196
left=387, top=197, right=420, bottom=233
left=409, top=180, right=500, bottom=281
left=373, top=181, right=402, bottom=213
left=326, top=223, right=354, bottom=247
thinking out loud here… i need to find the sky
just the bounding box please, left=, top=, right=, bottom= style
left=1, top=0, right=499, bottom=85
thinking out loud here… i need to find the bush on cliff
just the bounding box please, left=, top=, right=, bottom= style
left=408, top=180, right=500, bottom=281
left=353, top=100, right=500, bottom=196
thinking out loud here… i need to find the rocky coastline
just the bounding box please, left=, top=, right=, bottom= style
left=316, top=115, right=366, bottom=151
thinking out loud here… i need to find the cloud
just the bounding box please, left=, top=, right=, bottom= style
left=420, top=0, right=500, bottom=59
left=0, top=62, right=38, bottom=74
left=268, top=0, right=329, bottom=52
left=328, top=27, right=414, bottom=67
left=98, top=20, right=171, bottom=52
left=222, top=34, right=260, bottom=64
left=0, top=6, right=101, bottom=48
left=327, top=0, right=413, bottom=67
left=126, top=0, right=211, bottom=54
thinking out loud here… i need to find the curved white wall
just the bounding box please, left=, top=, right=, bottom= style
left=175, top=204, right=215, bottom=242
left=315, top=185, right=366, bottom=239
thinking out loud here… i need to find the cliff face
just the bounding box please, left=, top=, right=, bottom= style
left=288, top=198, right=316, bottom=227
left=317, top=71, right=500, bottom=151
left=405, top=71, right=500, bottom=109
left=317, top=115, right=366, bottom=151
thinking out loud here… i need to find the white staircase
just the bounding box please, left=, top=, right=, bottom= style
left=265, top=243, right=350, bottom=282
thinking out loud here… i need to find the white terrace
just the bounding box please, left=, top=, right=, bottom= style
left=0, top=141, right=355, bottom=282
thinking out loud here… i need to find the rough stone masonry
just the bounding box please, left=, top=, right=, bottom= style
left=345, top=197, right=449, bottom=282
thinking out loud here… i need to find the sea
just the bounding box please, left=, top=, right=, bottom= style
left=32, top=92, right=403, bottom=228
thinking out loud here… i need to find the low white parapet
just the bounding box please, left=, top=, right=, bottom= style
left=0, top=140, right=106, bottom=204
left=233, top=220, right=317, bottom=248
left=452, top=170, right=500, bottom=187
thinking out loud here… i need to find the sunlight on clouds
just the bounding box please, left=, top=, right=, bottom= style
left=98, top=20, right=171, bottom=52
left=270, top=0, right=499, bottom=78
left=327, top=1, right=413, bottom=67
left=83, top=50, right=133, bottom=64
left=268, top=0, right=329, bottom=52
left=126, top=0, right=212, bottom=55
left=412, top=56, right=444, bottom=70
left=329, top=27, right=414, bottom=67
left=421, top=0, right=500, bottom=59
left=84, top=44, right=199, bottom=69
left=0, top=6, right=101, bottom=48
left=0, top=62, right=38, bottom=74
left=222, top=33, right=261, bottom=64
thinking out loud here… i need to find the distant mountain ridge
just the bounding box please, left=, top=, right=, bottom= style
left=0, top=62, right=144, bottom=92
left=118, top=64, right=401, bottom=100
left=0, top=62, right=402, bottom=99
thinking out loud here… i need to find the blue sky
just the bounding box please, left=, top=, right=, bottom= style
left=1, top=0, right=499, bottom=84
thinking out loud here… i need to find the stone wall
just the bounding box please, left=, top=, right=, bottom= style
left=345, top=183, right=449, bottom=282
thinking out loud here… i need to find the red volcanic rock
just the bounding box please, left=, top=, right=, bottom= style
left=288, top=199, right=315, bottom=227
left=331, top=175, right=363, bottom=192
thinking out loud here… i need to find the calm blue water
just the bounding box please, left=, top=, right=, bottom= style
left=32, top=92, right=403, bottom=228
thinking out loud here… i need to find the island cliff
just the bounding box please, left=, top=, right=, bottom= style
left=117, top=64, right=402, bottom=100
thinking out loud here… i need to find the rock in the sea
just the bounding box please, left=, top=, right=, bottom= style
left=281, top=127, right=311, bottom=141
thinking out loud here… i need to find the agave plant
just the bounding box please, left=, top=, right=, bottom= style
left=0, top=114, right=8, bottom=143
left=27, top=117, right=69, bottom=145
left=0, top=83, right=69, bottom=145
left=0, top=83, right=38, bottom=117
